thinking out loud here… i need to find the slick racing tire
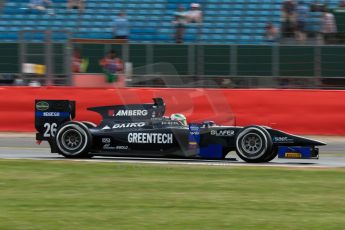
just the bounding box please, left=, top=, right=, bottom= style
left=235, top=126, right=273, bottom=163
left=263, top=147, right=279, bottom=162
left=80, top=122, right=96, bottom=158
left=55, top=121, right=93, bottom=158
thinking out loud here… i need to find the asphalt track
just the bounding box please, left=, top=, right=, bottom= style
left=0, top=133, right=345, bottom=168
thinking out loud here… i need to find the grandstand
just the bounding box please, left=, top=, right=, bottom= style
left=0, top=0, right=340, bottom=43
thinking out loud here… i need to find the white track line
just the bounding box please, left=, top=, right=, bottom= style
left=0, top=156, right=338, bottom=169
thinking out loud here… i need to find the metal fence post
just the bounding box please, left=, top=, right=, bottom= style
left=65, top=32, right=72, bottom=86
left=272, top=44, right=279, bottom=77
left=146, top=44, right=153, bottom=74
left=188, top=44, right=195, bottom=75
left=196, top=44, right=204, bottom=76
left=314, top=45, right=322, bottom=86
left=230, top=45, right=237, bottom=76
left=122, top=43, right=129, bottom=63
left=18, top=31, right=25, bottom=80
left=272, top=44, right=280, bottom=87
left=45, top=30, right=53, bottom=86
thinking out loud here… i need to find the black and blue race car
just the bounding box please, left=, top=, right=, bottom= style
left=35, top=98, right=325, bottom=163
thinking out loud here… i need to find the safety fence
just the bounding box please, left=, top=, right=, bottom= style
left=1, top=87, right=345, bottom=135
left=1, top=42, right=345, bottom=88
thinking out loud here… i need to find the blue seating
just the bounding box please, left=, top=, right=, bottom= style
left=0, top=0, right=339, bottom=43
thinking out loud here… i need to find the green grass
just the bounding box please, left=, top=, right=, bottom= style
left=0, top=160, right=344, bottom=230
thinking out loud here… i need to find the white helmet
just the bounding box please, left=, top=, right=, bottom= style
left=170, top=113, right=187, bottom=126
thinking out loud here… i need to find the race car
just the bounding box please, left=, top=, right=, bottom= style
left=35, top=98, right=325, bottom=163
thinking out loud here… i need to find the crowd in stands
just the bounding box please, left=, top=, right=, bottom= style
left=28, top=0, right=84, bottom=14
left=67, top=0, right=84, bottom=13
left=28, top=0, right=53, bottom=14
left=172, top=3, right=203, bottom=43
left=16, top=0, right=345, bottom=44
left=24, top=0, right=203, bottom=44
left=112, top=11, right=130, bottom=39
left=269, top=0, right=338, bottom=44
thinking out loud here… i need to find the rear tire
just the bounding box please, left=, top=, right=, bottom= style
left=81, top=121, right=97, bottom=128
left=235, top=126, right=273, bottom=163
left=55, top=121, right=93, bottom=158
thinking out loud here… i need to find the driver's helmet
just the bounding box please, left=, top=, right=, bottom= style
left=170, top=113, right=188, bottom=126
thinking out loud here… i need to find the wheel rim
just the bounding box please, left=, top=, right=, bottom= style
left=241, top=133, right=263, bottom=155
left=61, top=129, right=83, bottom=151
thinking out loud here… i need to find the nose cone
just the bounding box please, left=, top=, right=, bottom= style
left=299, top=136, right=326, bottom=146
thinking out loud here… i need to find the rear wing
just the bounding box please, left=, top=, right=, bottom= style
left=35, top=100, right=75, bottom=141
left=87, top=97, right=166, bottom=122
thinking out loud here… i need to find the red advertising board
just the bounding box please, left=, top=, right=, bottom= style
left=0, top=87, right=344, bottom=135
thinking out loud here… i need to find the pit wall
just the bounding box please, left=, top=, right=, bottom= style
left=0, top=87, right=344, bottom=135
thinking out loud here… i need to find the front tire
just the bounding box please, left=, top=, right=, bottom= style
left=55, top=121, right=92, bottom=158
left=235, top=126, right=273, bottom=163
left=263, top=147, right=279, bottom=162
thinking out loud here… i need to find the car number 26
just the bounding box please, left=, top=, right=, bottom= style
left=43, top=123, right=57, bottom=137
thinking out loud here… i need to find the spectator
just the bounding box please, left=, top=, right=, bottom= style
left=295, top=1, right=308, bottom=41
left=72, top=49, right=83, bottom=73
left=99, top=50, right=124, bottom=83
left=72, top=49, right=88, bottom=73
left=186, top=3, right=203, bottom=23
left=172, top=5, right=187, bottom=43
left=265, top=22, right=279, bottom=42
left=67, top=0, right=84, bottom=13
left=0, top=0, right=5, bottom=12
left=112, top=12, right=130, bottom=39
left=321, top=8, right=337, bottom=44
left=28, top=0, right=52, bottom=13
left=282, top=0, right=296, bottom=37
left=339, top=1, right=345, bottom=8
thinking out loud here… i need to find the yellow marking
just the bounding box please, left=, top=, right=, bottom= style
left=285, top=152, right=302, bottom=158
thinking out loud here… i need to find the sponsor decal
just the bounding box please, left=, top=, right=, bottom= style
left=273, top=136, right=294, bottom=143
left=102, top=138, right=111, bottom=143
left=210, top=129, right=235, bottom=136
left=36, top=112, right=70, bottom=117
left=115, top=146, right=128, bottom=150
left=161, top=121, right=180, bottom=126
left=189, top=124, right=200, bottom=149
left=36, top=101, right=49, bottom=111
left=285, top=152, right=302, bottom=158
left=102, top=139, right=128, bottom=150
left=128, top=133, right=173, bottom=144
left=190, top=130, right=199, bottom=135
left=114, top=110, right=148, bottom=116
left=112, top=122, right=145, bottom=129
left=189, top=125, right=200, bottom=131
left=189, top=125, right=200, bottom=135
left=43, top=112, right=60, bottom=117
left=103, top=144, right=116, bottom=150
left=102, top=125, right=111, bottom=130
